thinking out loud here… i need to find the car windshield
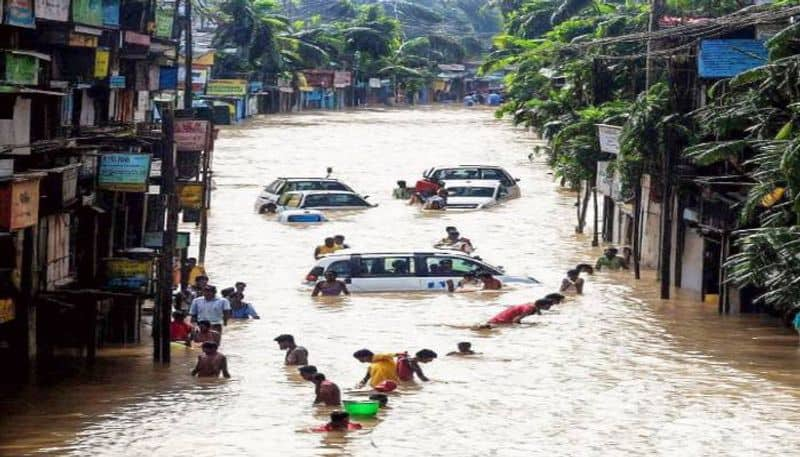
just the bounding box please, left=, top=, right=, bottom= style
left=446, top=187, right=495, bottom=198
left=285, top=181, right=349, bottom=192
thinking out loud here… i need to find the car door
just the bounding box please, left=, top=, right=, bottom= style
left=482, top=168, right=520, bottom=198
left=300, top=193, right=333, bottom=209
left=349, top=255, right=417, bottom=292
left=418, top=255, right=485, bottom=291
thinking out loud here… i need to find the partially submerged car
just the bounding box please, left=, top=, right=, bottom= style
left=417, top=165, right=521, bottom=198
left=304, top=249, right=537, bottom=292
left=439, top=179, right=514, bottom=210
left=276, top=190, right=375, bottom=211
left=256, top=177, right=354, bottom=213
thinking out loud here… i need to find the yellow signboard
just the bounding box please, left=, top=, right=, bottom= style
left=176, top=182, right=204, bottom=209
left=104, top=258, right=152, bottom=292
left=0, top=298, right=15, bottom=324
left=94, top=48, right=110, bottom=78
left=206, top=79, right=247, bottom=97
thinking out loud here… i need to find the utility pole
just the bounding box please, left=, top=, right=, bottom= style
left=184, top=0, right=193, bottom=110
left=156, top=103, right=178, bottom=363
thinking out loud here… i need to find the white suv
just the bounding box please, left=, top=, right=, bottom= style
left=304, top=250, right=538, bottom=292
left=422, top=165, right=521, bottom=198
left=255, top=177, right=354, bottom=213
left=440, top=179, right=514, bottom=210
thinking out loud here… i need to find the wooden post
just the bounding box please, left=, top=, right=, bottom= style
left=674, top=193, right=685, bottom=288
left=633, top=182, right=642, bottom=280
left=156, top=104, right=178, bottom=363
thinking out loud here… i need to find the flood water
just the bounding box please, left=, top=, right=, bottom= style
left=2, top=108, right=800, bottom=456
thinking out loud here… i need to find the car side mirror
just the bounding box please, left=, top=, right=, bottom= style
left=515, top=178, right=520, bottom=182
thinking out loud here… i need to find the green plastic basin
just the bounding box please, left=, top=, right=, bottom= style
left=343, top=400, right=380, bottom=416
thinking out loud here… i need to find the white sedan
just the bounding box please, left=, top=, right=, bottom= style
left=439, top=179, right=514, bottom=210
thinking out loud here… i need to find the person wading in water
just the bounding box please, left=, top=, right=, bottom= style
left=312, top=271, right=350, bottom=297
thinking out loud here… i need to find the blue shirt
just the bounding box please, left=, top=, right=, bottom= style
left=231, top=303, right=259, bottom=319
left=189, top=297, right=231, bottom=324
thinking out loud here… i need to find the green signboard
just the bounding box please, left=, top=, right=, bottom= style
left=5, top=54, right=38, bottom=85
left=155, top=7, right=174, bottom=39
left=72, top=0, right=103, bottom=27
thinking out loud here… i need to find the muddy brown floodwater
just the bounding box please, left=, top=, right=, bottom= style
left=2, top=108, right=800, bottom=456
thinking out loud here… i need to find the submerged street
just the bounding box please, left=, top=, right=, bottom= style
left=3, top=108, right=800, bottom=456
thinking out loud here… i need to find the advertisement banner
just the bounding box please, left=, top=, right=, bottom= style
left=103, top=258, right=152, bottom=292
left=176, top=182, right=204, bottom=209
left=0, top=178, right=41, bottom=230
left=5, top=53, right=38, bottom=85
left=158, top=66, right=178, bottom=90
left=97, top=153, right=151, bottom=192
left=94, top=48, right=110, bottom=78
left=35, top=0, right=69, bottom=22
left=143, top=231, right=190, bottom=249
left=174, top=119, right=209, bottom=151
left=124, top=31, right=151, bottom=47
left=109, top=75, right=126, bottom=88
left=72, top=0, right=103, bottom=27
left=68, top=32, right=98, bottom=47
left=4, top=0, right=34, bottom=28
left=102, top=0, right=119, bottom=27
left=206, top=79, right=247, bottom=97
left=155, top=6, right=173, bottom=38
left=333, top=71, right=352, bottom=88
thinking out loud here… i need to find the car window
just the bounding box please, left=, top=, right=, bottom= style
left=498, top=186, right=509, bottom=198
left=482, top=169, right=514, bottom=186
left=318, top=181, right=349, bottom=191
left=326, top=260, right=352, bottom=277
left=440, top=168, right=479, bottom=180
left=447, top=187, right=495, bottom=198
left=329, top=194, right=368, bottom=207
left=265, top=179, right=281, bottom=193
left=303, top=194, right=331, bottom=207
left=423, top=256, right=486, bottom=276
left=358, top=257, right=415, bottom=276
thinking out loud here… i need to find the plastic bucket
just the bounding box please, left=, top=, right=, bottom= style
left=343, top=400, right=380, bottom=417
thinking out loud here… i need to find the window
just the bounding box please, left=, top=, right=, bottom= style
left=358, top=257, right=415, bottom=276
left=498, top=186, right=509, bottom=199
left=302, top=194, right=331, bottom=207
left=447, top=187, right=495, bottom=198
left=318, top=181, right=349, bottom=191
left=286, top=181, right=350, bottom=192
left=437, top=168, right=479, bottom=180
left=328, top=194, right=368, bottom=207
left=326, top=260, right=352, bottom=277
left=278, top=193, right=302, bottom=207
left=423, top=256, right=488, bottom=276
left=265, top=180, right=282, bottom=193
left=480, top=169, right=512, bottom=186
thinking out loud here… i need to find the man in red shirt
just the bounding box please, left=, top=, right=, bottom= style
left=311, top=411, right=362, bottom=432
left=170, top=312, right=193, bottom=346
left=477, top=298, right=555, bottom=328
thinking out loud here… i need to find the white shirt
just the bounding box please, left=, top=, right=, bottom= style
left=190, top=297, right=231, bottom=324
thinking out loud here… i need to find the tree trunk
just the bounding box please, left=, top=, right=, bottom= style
left=576, top=180, right=592, bottom=233
left=633, top=181, right=642, bottom=280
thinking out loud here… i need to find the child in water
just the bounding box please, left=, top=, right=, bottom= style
left=447, top=342, right=479, bottom=356
left=396, top=349, right=437, bottom=382
left=191, top=341, right=231, bottom=378
left=312, top=411, right=362, bottom=432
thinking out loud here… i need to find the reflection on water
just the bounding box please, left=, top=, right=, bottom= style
left=2, top=108, right=800, bottom=456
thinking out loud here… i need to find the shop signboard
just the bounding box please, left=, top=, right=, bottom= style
left=596, top=124, right=621, bottom=155
left=102, top=0, right=119, bottom=27
left=103, top=258, right=152, bottom=292
left=35, top=0, right=69, bottom=22
left=698, top=39, right=768, bottom=79
left=97, top=153, right=151, bottom=192
left=206, top=79, right=247, bottom=97
left=174, top=119, right=208, bottom=151
left=4, top=0, right=34, bottom=28
left=159, top=66, right=178, bottom=90
left=5, top=53, right=38, bottom=85
left=176, top=182, right=203, bottom=209
left=94, top=48, right=110, bottom=78
left=155, top=6, right=173, bottom=38
left=109, top=75, right=126, bottom=88
left=143, top=231, right=190, bottom=249
left=72, top=0, right=103, bottom=27
left=0, top=178, right=41, bottom=230
left=68, top=32, right=98, bottom=47
left=369, top=78, right=381, bottom=88
left=0, top=298, right=14, bottom=324
left=333, top=71, right=352, bottom=88
left=124, top=31, right=151, bottom=47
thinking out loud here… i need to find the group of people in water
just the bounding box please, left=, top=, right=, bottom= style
left=176, top=230, right=632, bottom=431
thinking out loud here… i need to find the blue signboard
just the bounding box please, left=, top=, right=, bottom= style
left=102, top=0, right=120, bottom=27
left=159, top=66, right=178, bottom=90
left=698, top=39, right=768, bottom=79
left=109, top=75, right=126, bottom=88
left=98, top=153, right=151, bottom=192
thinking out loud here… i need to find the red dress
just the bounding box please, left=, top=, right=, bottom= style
left=488, top=304, right=535, bottom=324
left=312, top=422, right=363, bottom=432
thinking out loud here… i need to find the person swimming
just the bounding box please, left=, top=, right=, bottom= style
left=447, top=342, right=479, bottom=356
